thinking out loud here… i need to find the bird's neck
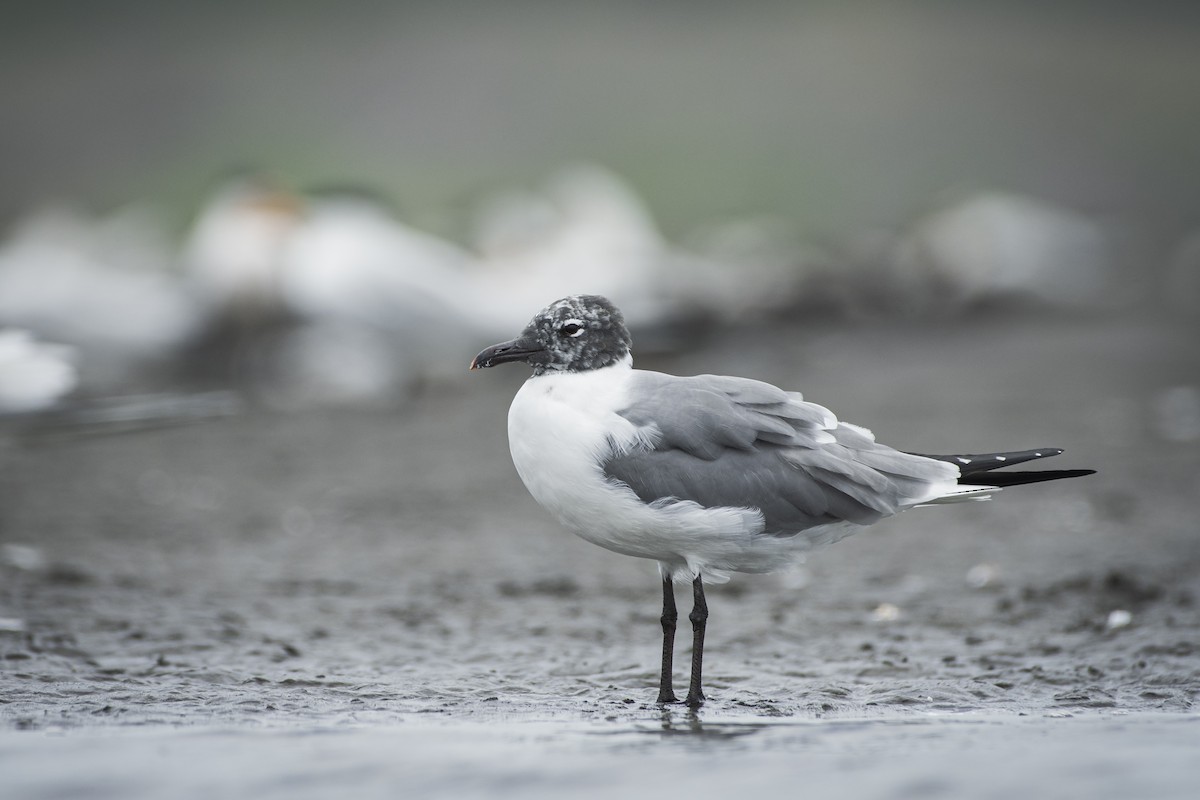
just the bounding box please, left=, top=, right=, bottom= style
left=530, top=352, right=633, bottom=378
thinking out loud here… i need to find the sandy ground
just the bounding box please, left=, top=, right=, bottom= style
left=1, top=310, right=1198, bottom=798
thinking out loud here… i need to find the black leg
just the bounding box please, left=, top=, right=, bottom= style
left=656, top=576, right=678, bottom=704
left=685, top=574, right=708, bottom=708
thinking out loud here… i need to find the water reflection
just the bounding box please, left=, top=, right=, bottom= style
left=588, top=706, right=773, bottom=744
left=653, top=707, right=768, bottom=740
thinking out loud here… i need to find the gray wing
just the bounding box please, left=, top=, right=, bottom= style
left=603, top=371, right=957, bottom=534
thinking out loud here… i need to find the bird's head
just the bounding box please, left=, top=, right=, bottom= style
left=470, top=295, right=632, bottom=376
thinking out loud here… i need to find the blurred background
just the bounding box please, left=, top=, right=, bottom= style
left=1, top=0, right=1198, bottom=414
left=2, top=3, right=1200, bottom=778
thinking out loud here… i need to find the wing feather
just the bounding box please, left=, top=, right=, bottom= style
left=603, top=371, right=957, bottom=535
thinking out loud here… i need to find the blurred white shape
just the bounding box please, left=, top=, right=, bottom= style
left=965, top=562, right=1001, bottom=590
left=185, top=183, right=491, bottom=403
left=278, top=193, right=497, bottom=391
left=0, top=617, right=25, bottom=632
left=472, top=165, right=811, bottom=335
left=281, top=195, right=480, bottom=330
left=1105, top=609, right=1132, bottom=631
left=471, top=165, right=812, bottom=336
left=177, top=166, right=815, bottom=402
left=470, top=165, right=675, bottom=332
left=185, top=165, right=812, bottom=402
left=1, top=543, right=47, bottom=572
left=893, top=192, right=1109, bottom=312
left=0, top=328, right=77, bottom=412
left=0, top=207, right=204, bottom=385
left=870, top=602, right=901, bottom=622
left=183, top=178, right=304, bottom=321
left=1151, top=385, right=1200, bottom=443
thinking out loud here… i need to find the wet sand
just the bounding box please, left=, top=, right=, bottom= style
left=2, top=311, right=1198, bottom=797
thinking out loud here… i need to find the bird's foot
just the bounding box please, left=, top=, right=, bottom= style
left=656, top=690, right=679, bottom=704
left=685, top=691, right=705, bottom=709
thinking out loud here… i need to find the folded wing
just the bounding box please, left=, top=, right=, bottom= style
left=603, top=372, right=959, bottom=535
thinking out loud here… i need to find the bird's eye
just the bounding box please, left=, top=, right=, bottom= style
left=559, top=321, right=585, bottom=338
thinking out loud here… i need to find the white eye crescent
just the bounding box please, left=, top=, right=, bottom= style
left=559, top=319, right=585, bottom=338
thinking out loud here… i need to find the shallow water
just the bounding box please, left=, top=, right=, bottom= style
left=3, top=713, right=1198, bottom=800
left=2, top=312, right=1198, bottom=796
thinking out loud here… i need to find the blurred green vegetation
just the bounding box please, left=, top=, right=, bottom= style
left=2, top=1, right=1199, bottom=244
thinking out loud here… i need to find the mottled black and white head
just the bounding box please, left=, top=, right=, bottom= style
left=470, top=295, right=632, bottom=376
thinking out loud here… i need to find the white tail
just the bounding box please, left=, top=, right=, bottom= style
left=915, top=484, right=998, bottom=507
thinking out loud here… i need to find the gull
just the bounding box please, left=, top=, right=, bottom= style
left=470, top=295, right=1094, bottom=707
left=0, top=207, right=204, bottom=389
left=469, top=164, right=809, bottom=345
left=183, top=177, right=303, bottom=324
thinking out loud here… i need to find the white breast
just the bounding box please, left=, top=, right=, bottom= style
left=505, top=361, right=774, bottom=580
left=507, top=361, right=640, bottom=537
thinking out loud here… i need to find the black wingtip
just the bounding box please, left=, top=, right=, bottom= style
left=908, top=447, right=1094, bottom=487
left=910, top=448, right=1076, bottom=475
left=958, top=469, right=1096, bottom=487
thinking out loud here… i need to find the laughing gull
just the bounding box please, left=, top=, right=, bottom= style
left=471, top=295, right=1094, bottom=708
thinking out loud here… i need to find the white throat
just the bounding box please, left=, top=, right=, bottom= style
left=506, top=356, right=639, bottom=529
